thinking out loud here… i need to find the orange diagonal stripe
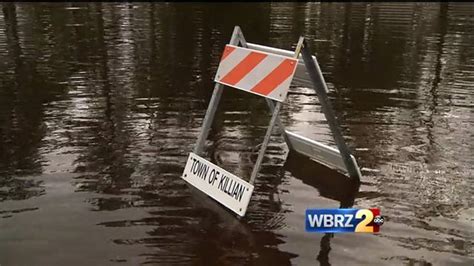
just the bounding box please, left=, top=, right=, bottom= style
left=250, top=59, right=296, bottom=95
left=220, top=45, right=236, bottom=61
left=220, top=52, right=267, bottom=85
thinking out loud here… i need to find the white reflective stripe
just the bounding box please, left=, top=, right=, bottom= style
left=213, top=45, right=297, bottom=102
left=267, top=74, right=293, bottom=100
left=214, top=48, right=250, bottom=81
left=234, top=55, right=284, bottom=91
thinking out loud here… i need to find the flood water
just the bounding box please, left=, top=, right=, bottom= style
left=0, top=3, right=473, bottom=265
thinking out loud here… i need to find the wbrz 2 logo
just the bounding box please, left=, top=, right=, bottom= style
left=305, top=208, right=384, bottom=233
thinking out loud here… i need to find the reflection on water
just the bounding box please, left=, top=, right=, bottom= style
left=0, top=2, right=473, bottom=265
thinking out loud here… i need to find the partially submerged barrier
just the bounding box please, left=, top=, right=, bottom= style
left=181, top=26, right=362, bottom=217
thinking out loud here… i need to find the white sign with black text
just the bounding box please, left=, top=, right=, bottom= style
left=181, top=152, right=254, bottom=217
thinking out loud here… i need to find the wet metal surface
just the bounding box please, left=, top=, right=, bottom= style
left=0, top=3, right=473, bottom=265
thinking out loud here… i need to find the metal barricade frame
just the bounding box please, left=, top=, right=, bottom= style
left=183, top=25, right=362, bottom=218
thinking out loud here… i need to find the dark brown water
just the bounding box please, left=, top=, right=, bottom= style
left=0, top=3, right=473, bottom=265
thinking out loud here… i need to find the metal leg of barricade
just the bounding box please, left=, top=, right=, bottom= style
left=193, top=25, right=291, bottom=186
left=264, top=98, right=292, bottom=148
left=194, top=26, right=242, bottom=155
left=248, top=37, right=304, bottom=185
left=261, top=37, right=304, bottom=150
left=249, top=101, right=282, bottom=184
left=300, top=40, right=361, bottom=182
left=234, top=29, right=291, bottom=148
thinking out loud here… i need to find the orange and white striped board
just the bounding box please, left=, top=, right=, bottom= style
left=214, top=44, right=298, bottom=102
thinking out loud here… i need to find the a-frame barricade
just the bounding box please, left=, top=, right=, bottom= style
left=181, top=26, right=362, bottom=217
